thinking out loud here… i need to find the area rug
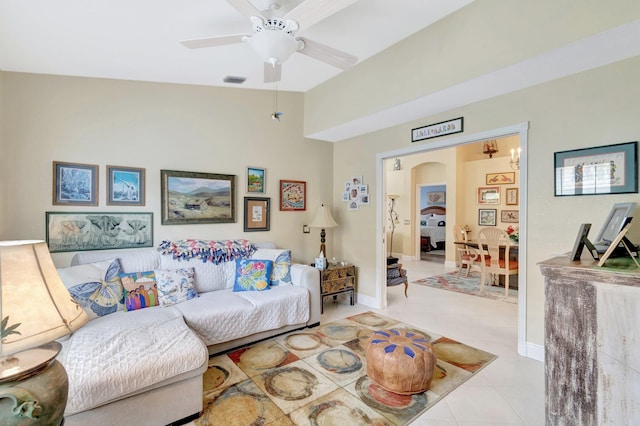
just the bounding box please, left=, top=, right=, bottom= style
left=412, top=271, right=518, bottom=303
left=195, top=311, right=496, bottom=426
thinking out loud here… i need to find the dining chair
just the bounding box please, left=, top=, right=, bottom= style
left=453, top=224, right=483, bottom=278
left=477, top=227, right=518, bottom=296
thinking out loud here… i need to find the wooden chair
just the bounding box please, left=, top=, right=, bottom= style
left=477, top=227, right=518, bottom=296
left=453, top=224, right=483, bottom=278
left=387, top=262, right=408, bottom=297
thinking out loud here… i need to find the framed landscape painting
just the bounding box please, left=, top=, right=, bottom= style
left=247, top=167, right=266, bottom=194
left=279, top=180, right=306, bottom=211
left=161, top=170, right=236, bottom=224
left=46, top=211, right=153, bottom=253
left=107, top=165, right=145, bottom=206
left=53, top=161, right=98, bottom=206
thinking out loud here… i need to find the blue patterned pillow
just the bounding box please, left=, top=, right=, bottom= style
left=233, top=259, right=273, bottom=292
left=251, top=249, right=292, bottom=286
left=58, top=258, right=124, bottom=320
left=154, top=268, right=198, bottom=307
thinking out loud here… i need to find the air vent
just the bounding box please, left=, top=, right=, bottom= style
left=223, top=76, right=246, bottom=84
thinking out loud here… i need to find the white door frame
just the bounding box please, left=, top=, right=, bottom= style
left=376, top=122, right=529, bottom=356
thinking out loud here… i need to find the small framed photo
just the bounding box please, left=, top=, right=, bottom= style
left=478, top=186, right=500, bottom=204
left=486, top=172, right=516, bottom=185
left=501, top=210, right=520, bottom=223
left=244, top=197, right=270, bottom=232
left=280, top=180, right=306, bottom=211
left=478, top=209, right=497, bottom=226
left=107, top=166, right=145, bottom=206
left=247, top=167, right=266, bottom=194
left=53, top=161, right=98, bottom=206
left=342, top=192, right=350, bottom=202
left=506, top=188, right=519, bottom=205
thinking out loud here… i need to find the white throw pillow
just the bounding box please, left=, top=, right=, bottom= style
left=154, top=268, right=198, bottom=307
left=57, top=258, right=124, bottom=320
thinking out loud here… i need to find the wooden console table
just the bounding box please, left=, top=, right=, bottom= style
left=539, top=256, right=640, bottom=425
left=320, top=264, right=356, bottom=314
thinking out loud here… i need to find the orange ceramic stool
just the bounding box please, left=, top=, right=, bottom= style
left=365, top=328, right=436, bottom=394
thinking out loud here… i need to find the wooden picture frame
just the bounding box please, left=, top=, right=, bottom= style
left=53, top=161, right=98, bottom=206
left=478, top=208, right=497, bottom=226
left=107, top=165, right=145, bottom=206
left=486, top=172, right=516, bottom=185
left=46, top=211, right=153, bottom=253
left=554, top=141, right=638, bottom=196
left=161, top=170, right=235, bottom=224
left=279, top=180, right=306, bottom=211
left=477, top=186, right=500, bottom=204
left=244, top=197, right=270, bottom=232
left=247, top=167, right=266, bottom=194
left=501, top=210, right=519, bottom=223
left=506, top=188, right=519, bottom=205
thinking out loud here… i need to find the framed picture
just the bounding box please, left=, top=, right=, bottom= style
left=161, top=170, right=235, bottom=224
left=427, top=191, right=445, bottom=204
left=554, top=141, right=638, bottom=196
left=247, top=167, right=266, bottom=194
left=46, top=211, right=153, bottom=253
left=478, top=209, right=497, bottom=226
left=279, top=180, right=306, bottom=211
left=477, top=186, right=500, bottom=204
left=501, top=210, right=519, bottom=223
left=506, top=188, right=519, bottom=205
left=52, top=161, right=98, bottom=206
left=486, top=172, right=516, bottom=185
left=412, top=117, right=464, bottom=142
left=107, top=165, right=145, bottom=206
left=243, top=197, right=270, bottom=232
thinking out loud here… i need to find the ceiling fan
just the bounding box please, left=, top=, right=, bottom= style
left=180, top=0, right=359, bottom=83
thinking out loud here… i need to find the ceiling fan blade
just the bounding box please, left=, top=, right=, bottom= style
left=297, top=37, right=357, bottom=70
left=180, top=34, right=247, bottom=49
left=264, top=62, right=282, bottom=83
left=226, top=0, right=264, bottom=18
left=285, top=0, right=358, bottom=30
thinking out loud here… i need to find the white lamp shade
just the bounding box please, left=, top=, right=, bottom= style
left=248, top=30, right=299, bottom=64
left=0, top=240, right=88, bottom=356
left=309, top=204, right=338, bottom=229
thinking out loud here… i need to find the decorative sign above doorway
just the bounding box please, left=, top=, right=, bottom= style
left=411, top=117, right=464, bottom=142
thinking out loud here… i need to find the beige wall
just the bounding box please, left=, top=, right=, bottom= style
left=0, top=72, right=334, bottom=266
left=331, top=56, right=640, bottom=347
left=0, top=71, right=5, bottom=238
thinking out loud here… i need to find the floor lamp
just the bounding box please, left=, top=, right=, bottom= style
left=309, top=204, right=338, bottom=259
left=0, top=240, right=89, bottom=425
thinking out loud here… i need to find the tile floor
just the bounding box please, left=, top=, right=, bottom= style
left=321, top=258, right=545, bottom=425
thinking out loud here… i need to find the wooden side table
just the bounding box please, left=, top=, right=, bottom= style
left=320, top=264, right=356, bottom=314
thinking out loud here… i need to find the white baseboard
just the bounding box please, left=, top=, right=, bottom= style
left=524, top=341, right=545, bottom=362
left=356, top=292, right=379, bottom=309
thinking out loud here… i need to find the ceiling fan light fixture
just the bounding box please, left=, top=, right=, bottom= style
left=248, top=29, right=299, bottom=65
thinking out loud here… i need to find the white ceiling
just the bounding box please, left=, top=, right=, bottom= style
left=0, top=0, right=474, bottom=92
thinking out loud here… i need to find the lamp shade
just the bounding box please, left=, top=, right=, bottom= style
left=309, top=204, right=338, bottom=229
left=0, top=240, right=88, bottom=356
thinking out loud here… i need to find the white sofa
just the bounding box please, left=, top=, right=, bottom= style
left=56, top=245, right=321, bottom=426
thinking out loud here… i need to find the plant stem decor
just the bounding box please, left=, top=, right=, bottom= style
left=387, top=195, right=399, bottom=258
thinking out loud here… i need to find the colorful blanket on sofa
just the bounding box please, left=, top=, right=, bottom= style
left=158, top=239, right=257, bottom=265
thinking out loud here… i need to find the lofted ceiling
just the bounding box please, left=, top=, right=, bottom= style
left=0, top=0, right=474, bottom=92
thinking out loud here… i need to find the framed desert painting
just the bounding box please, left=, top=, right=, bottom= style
left=161, top=170, right=235, bottom=224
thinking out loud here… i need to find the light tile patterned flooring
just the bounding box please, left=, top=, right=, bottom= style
left=322, top=259, right=545, bottom=425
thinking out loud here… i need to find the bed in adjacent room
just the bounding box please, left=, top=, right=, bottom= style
left=420, top=206, right=446, bottom=252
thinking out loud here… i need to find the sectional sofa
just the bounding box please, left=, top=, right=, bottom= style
left=55, top=240, right=320, bottom=426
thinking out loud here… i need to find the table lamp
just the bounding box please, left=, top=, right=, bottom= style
left=0, top=240, right=89, bottom=425
left=309, top=204, right=338, bottom=259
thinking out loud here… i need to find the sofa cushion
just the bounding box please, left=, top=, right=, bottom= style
left=154, top=268, right=198, bottom=306
left=119, top=271, right=159, bottom=311
left=159, top=255, right=235, bottom=293
left=57, top=306, right=208, bottom=416
left=57, top=258, right=124, bottom=320
left=251, top=248, right=292, bottom=286
left=173, top=287, right=310, bottom=346
left=233, top=259, right=272, bottom=292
